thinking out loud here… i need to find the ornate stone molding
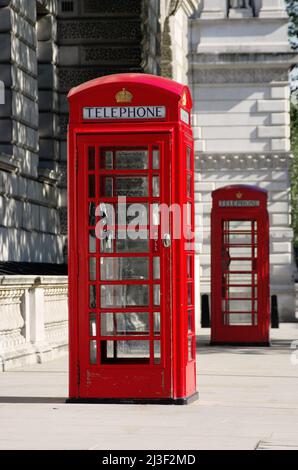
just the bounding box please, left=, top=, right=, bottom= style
left=83, top=45, right=140, bottom=65
left=82, top=0, right=141, bottom=16
left=44, top=286, right=68, bottom=297
left=57, top=19, right=141, bottom=42
left=195, top=152, right=292, bottom=171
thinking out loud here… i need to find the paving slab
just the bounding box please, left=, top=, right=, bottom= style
left=0, top=324, right=297, bottom=450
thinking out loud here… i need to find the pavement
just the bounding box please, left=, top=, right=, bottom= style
left=0, top=324, right=297, bottom=450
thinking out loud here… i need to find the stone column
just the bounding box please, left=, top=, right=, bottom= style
left=199, top=0, right=227, bottom=19
left=229, top=1, right=253, bottom=18
left=161, top=1, right=198, bottom=84
left=258, top=0, right=288, bottom=18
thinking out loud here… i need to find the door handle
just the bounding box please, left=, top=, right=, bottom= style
left=163, top=233, right=171, bottom=248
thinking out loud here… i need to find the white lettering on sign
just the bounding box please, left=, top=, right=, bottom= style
left=180, top=108, right=190, bottom=125
left=219, top=200, right=260, bottom=207
left=83, top=106, right=166, bottom=120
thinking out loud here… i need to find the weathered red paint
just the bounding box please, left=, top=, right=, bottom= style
left=67, top=73, right=197, bottom=402
left=211, top=185, right=270, bottom=346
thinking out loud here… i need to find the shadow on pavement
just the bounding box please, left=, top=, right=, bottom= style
left=196, top=337, right=295, bottom=355
left=0, top=397, right=66, bottom=404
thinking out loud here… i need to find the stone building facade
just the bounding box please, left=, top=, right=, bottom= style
left=0, top=0, right=297, bottom=369
left=190, top=0, right=297, bottom=321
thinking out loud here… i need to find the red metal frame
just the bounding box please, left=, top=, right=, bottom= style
left=211, top=185, right=270, bottom=345
left=67, top=74, right=197, bottom=402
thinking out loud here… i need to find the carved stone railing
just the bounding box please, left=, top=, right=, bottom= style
left=0, top=276, right=68, bottom=371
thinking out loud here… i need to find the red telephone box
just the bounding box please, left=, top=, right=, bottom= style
left=67, top=73, right=198, bottom=404
left=211, top=185, right=270, bottom=345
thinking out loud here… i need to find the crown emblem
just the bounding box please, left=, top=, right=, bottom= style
left=236, top=192, right=243, bottom=199
left=181, top=92, right=187, bottom=107
left=115, top=88, right=133, bottom=103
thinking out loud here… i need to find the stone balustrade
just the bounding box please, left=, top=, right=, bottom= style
left=0, top=275, right=68, bottom=371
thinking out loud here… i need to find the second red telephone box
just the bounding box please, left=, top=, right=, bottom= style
left=67, top=73, right=197, bottom=404
left=211, top=185, right=270, bottom=346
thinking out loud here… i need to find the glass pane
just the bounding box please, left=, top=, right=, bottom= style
left=226, top=314, right=253, bottom=326
left=188, top=283, right=193, bottom=305
left=229, top=259, right=253, bottom=272
left=154, top=312, right=160, bottom=334
left=187, top=174, right=192, bottom=197
left=223, top=300, right=253, bottom=313
left=89, top=230, right=96, bottom=253
left=228, top=287, right=257, bottom=299
left=88, top=147, right=95, bottom=170
left=188, top=310, right=193, bottom=333
left=116, top=230, right=149, bottom=253
left=152, top=147, right=160, bottom=169
left=100, top=257, right=149, bottom=280
left=154, top=285, right=160, bottom=306
left=90, top=340, right=97, bottom=364
left=115, top=149, right=148, bottom=169
left=100, top=284, right=149, bottom=308
left=101, top=340, right=150, bottom=363
left=227, top=273, right=257, bottom=286
left=100, top=230, right=114, bottom=253
left=89, top=313, right=97, bottom=337
left=188, top=337, right=194, bottom=361
left=116, top=203, right=148, bottom=225
left=89, top=285, right=96, bottom=309
left=89, top=202, right=96, bottom=226
left=89, top=257, right=96, bottom=281
left=187, top=255, right=192, bottom=278
left=153, top=257, right=160, bottom=279
left=100, top=149, right=113, bottom=169
left=115, top=177, right=148, bottom=197
left=187, top=147, right=191, bottom=170
left=152, top=203, right=160, bottom=226
left=99, top=176, right=113, bottom=197
left=101, top=312, right=149, bottom=336
left=154, top=340, right=160, bottom=365
left=152, top=176, right=160, bottom=197
left=88, top=175, right=95, bottom=198
left=187, top=202, right=191, bottom=226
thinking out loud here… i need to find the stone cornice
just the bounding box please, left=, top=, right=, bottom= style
left=192, top=16, right=289, bottom=24
left=195, top=152, right=293, bottom=170
left=190, top=52, right=298, bottom=69
left=189, top=67, right=290, bottom=84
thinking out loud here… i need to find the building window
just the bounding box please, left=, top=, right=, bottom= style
left=61, top=1, right=74, bottom=12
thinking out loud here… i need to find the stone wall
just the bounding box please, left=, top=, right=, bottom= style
left=0, top=275, right=68, bottom=371
left=0, top=0, right=63, bottom=263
